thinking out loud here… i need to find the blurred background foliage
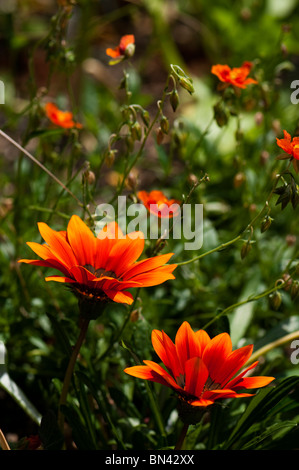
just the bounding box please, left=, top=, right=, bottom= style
left=0, top=0, right=299, bottom=450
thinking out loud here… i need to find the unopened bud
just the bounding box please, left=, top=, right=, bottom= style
left=178, top=77, right=194, bottom=94
left=141, top=110, right=150, bottom=127
left=271, top=119, right=281, bottom=136
left=160, top=116, right=169, bottom=134
left=255, top=111, right=264, bottom=126
left=188, top=174, right=198, bottom=186
left=126, top=171, right=138, bottom=190
left=241, top=242, right=252, bottom=259
left=130, top=309, right=140, bottom=322
left=269, top=291, right=282, bottom=310
left=170, top=89, right=179, bottom=112
left=260, top=215, right=273, bottom=233
left=260, top=150, right=270, bottom=166
left=124, top=43, right=135, bottom=59
left=84, top=170, right=96, bottom=185
left=291, top=281, right=299, bottom=300
left=131, top=122, right=142, bottom=141
left=234, top=172, right=246, bottom=188
left=156, top=127, right=164, bottom=145
left=105, top=149, right=117, bottom=167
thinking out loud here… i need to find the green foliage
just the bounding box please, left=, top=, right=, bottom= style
left=0, top=0, right=299, bottom=452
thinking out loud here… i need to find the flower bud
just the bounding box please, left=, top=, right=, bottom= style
left=85, top=170, right=96, bottom=185
left=141, top=110, right=150, bottom=127
left=233, top=172, right=246, bottom=188
left=241, top=242, right=252, bottom=259
left=291, top=281, right=299, bottom=300
left=156, top=127, right=164, bottom=145
left=269, top=291, right=282, bottom=310
left=105, top=149, right=117, bottom=167
left=170, top=89, right=179, bottom=112
left=260, top=215, right=273, bottom=233
left=124, top=43, right=135, bottom=59
left=160, top=116, right=169, bottom=134
left=188, top=174, right=198, bottom=186
left=131, top=122, right=142, bottom=141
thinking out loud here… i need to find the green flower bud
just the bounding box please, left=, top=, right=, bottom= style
left=160, top=116, right=169, bottom=134
left=170, top=89, right=179, bottom=112
left=261, top=215, right=273, bottom=233
left=269, top=291, right=282, bottom=310
left=131, top=121, right=142, bottom=141
left=124, top=43, right=135, bottom=59
left=141, top=110, right=150, bottom=127
left=241, top=241, right=252, bottom=259
left=291, top=281, right=299, bottom=300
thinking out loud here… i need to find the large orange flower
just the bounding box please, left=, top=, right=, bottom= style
left=45, top=102, right=82, bottom=129
left=124, top=321, right=274, bottom=409
left=106, top=35, right=135, bottom=64
left=18, top=215, right=177, bottom=308
left=211, top=62, right=258, bottom=89
left=137, top=190, right=180, bottom=218
left=276, top=130, right=299, bottom=160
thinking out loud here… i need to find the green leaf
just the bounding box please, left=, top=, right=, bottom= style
left=0, top=342, right=42, bottom=425
left=60, top=404, right=98, bottom=450
left=39, top=410, right=64, bottom=451
left=223, top=376, right=299, bottom=449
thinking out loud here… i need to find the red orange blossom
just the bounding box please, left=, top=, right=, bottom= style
left=125, top=321, right=274, bottom=411
left=276, top=130, right=299, bottom=173
left=106, top=34, right=135, bottom=65
left=137, top=190, right=180, bottom=218
left=18, top=215, right=177, bottom=310
left=45, top=102, right=82, bottom=129
left=211, top=61, right=258, bottom=89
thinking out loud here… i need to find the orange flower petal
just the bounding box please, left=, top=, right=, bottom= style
left=37, top=222, right=78, bottom=267
left=202, top=333, right=232, bottom=380
left=67, top=215, right=97, bottom=267
left=184, top=357, right=209, bottom=397
left=122, top=253, right=175, bottom=280
left=151, top=329, right=182, bottom=379
left=175, top=321, right=202, bottom=368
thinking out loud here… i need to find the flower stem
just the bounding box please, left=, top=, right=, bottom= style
left=176, top=173, right=283, bottom=267
left=175, top=423, right=189, bottom=450
left=0, top=429, right=10, bottom=451
left=58, top=318, right=90, bottom=431
left=246, top=330, right=299, bottom=367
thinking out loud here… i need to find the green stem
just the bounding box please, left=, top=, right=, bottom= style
left=0, top=129, right=82, bottom=206
left=144, top=381, right=167, bottom=440
left=176, top=173, right=282, bottom=267
left=58, top=318, right=90, bottom=431
left=203, top=268, right=296, bottom=330
left=110, top=73, right=173, bottom=204
left=246, top=330, right=299, bottom=367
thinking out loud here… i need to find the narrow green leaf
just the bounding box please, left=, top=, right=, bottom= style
left=224, top=376, right=299, bottom=449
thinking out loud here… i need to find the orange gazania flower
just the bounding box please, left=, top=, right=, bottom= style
left=124, top=321, right=274, bottom=409
left=18, top=215, right=177, bottom=308
left=276, top=130, right=299, bottom=160
left=211, top=62, right=258, bottom=89
left=45, top=102, right=82, bottom=129
left=137, top=190, right=180, bottom=218
left=106, top=35, right=135, bottom=65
